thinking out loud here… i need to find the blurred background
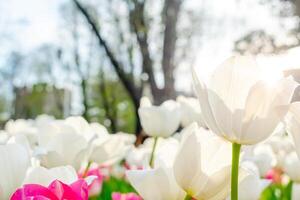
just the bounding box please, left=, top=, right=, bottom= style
left=1, top=0, right=300, bottom=134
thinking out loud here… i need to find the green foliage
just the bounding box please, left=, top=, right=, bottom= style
left=14, top=83, right=67, bottom=119
left=90, top=176, right=136, bottom=200
left=89, top=78, right=136, bottom=134
left=260, top=181, right=293, bottom=200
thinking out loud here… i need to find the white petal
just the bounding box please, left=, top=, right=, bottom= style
left=242, top=78, right=298, bottom=144
left=174, top=132, right=204, bottom=195
left=0, top=144, right=30, bottom=199
left=192, top=68, right=222, bottom=136
left=209, top=56, right=262, bottom=112
left=138, top=101, right=180, bottom=138
left=286, top=102, right=300, bottom=159
left=127, top=167, right=185, bottom=200
left=23, top=165, right=78, bottom=186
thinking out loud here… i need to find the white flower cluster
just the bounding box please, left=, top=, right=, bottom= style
left=0, top=115, right=135, bottom=199
left=2, top=56, right=300, bottom=200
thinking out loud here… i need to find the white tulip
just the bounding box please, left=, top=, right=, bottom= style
left=22, top=165, right=78, bottom=186
left=140, top=96, right=152, bottom=107
left=154, top=138, right=179, bottom=168
left=192, top=56, right=298, bottom=145
left=0, top=131, right=9, bottom=144
left=177, top=95, right=206, bottom=128
left=173, top=124, right=247, bottom=199
left=228, top=161, right=270, bottom=200
left=34, top=114, right=55, bottom=128
left=265, top=135, right=293, bottom=154
left=292, top=183, right=300, bottom=200
left=35, top=121, right=90, bottom=170
left=141, top=137, right=180, bottom=168
left=138, top=100, right=181, bottom=138
left=126, top=147, right=150, bottom=169
left=283, top=152, right=300, bottom=182
left=114, top=132, right=136, bottom=145
left=65, top=116, right=96, bottom=140
left=89, top=134, right=133, bottom=165
left=127, top=167, right=185, bottom=200
left=252, top=144, right=276, bottom=177
left=285, top=102, right=300, bottom=160
left=5, top=119, right=38, bottom=147
left=0, top=144, right=30, bottom=200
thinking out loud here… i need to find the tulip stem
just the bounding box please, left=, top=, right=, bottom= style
left=149, top=137, right=159, bottom=168
left=287, top=180, right=293, bottom=200
left=231, top=142, right=241, bottom=200
left=83, top=161, right=92, bottom=177
left=184, top=194, right=192, bottom=200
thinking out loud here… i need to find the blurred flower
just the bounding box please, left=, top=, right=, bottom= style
left=34, top=120, right=91, bottom=170
left=112, top=192, right=142, bottom=200
left=292, top=183, right=300, bottom=200
left=11, top=179, right=89, bottom=200
left=127, top=166, right=185, bottom=200
left=78, top=166, right=104, bottom=197
left=283, top=152, right=300, bottom=182
left=125, top=146, right=149, bottom=169
left=192, top=55, right=298, bottom=145
left=285, top=102, right=300, bottom=160
left=5, top=119, right=38, bottom=147
left=0, top=131, right=9, bottom=144
left=176, top=95, right=206, bottom=128
left=228, top=161, right=270, bottom=200
left=138, top=100, right=181, bottom=138
left=22, top=166, right=78, bottom=186
left=140, top=96, right=152, bottom=108
left=265, top=134, right=293, bottom=155
left=265, top=168, right=283, bottom=184
left=89, top=134, right=134, bottom=166
left=0, top=144, right=30, bottom=200
left=173, top=124, right=247, bottom=199
left=252, top=144, right=277, bottom=177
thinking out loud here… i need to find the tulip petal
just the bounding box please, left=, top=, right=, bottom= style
left=192, top=68, right=222, bottom=137
left=22, top=166, right=78, bottom=186
left=242, top=78, right=298, bottom=144
left=10, top=184, right=58, bottom=200
left=127, top=168, right=184, bottom=200
left=285, top=102, right=300, bottom=159
left=0, top=144, right=30, bottom=200
left=174, top=132, right=204, bottom=195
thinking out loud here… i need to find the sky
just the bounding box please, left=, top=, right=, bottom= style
left=1, top=0, right=300, bottom=113
left=0, top=0, right=63, bottom=51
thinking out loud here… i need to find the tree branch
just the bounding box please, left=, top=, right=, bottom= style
left=73, top=0, right=141, bottom=105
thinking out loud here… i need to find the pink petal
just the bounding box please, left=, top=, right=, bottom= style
left=10, top=184, right=58, bottom=200
left=111, top=192, right=142, bottom=200
left=48, top=180, right=83, bottom=200
left=112, top=192, right=122, bottom=200
left=70, top=179, right=89, bottom=200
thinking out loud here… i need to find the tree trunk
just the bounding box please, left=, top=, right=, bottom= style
left=128, top=1, right=161, bottom=103
left=73, top=0, right=142, bottom=135
left=161, top=0, right=182, bottom=100
left=81, top=79, right=89, bottom=121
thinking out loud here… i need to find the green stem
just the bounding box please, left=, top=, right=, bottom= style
left=231, top=143, right=241, bottom=200
left=184, top=194, right=192, bottom=200
left=287, top=180, right=293, bottom=200
left=82, top=161, right=92, bottom=177
left=149, top=137, right=159, bottom=168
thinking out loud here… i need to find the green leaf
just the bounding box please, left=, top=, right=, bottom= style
left=94, top=176, right=136, bottom=200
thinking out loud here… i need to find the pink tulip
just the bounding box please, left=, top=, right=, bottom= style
left=10, top=179, right=88, bottom=200
left=265, top=168, right=283, bottom=184
left=112, top=192, right=142, bottom=200
left=78, top=167, right=105, bottom=197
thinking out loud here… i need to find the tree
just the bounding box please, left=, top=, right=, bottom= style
left=72, top=0, right=190, bottom=135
